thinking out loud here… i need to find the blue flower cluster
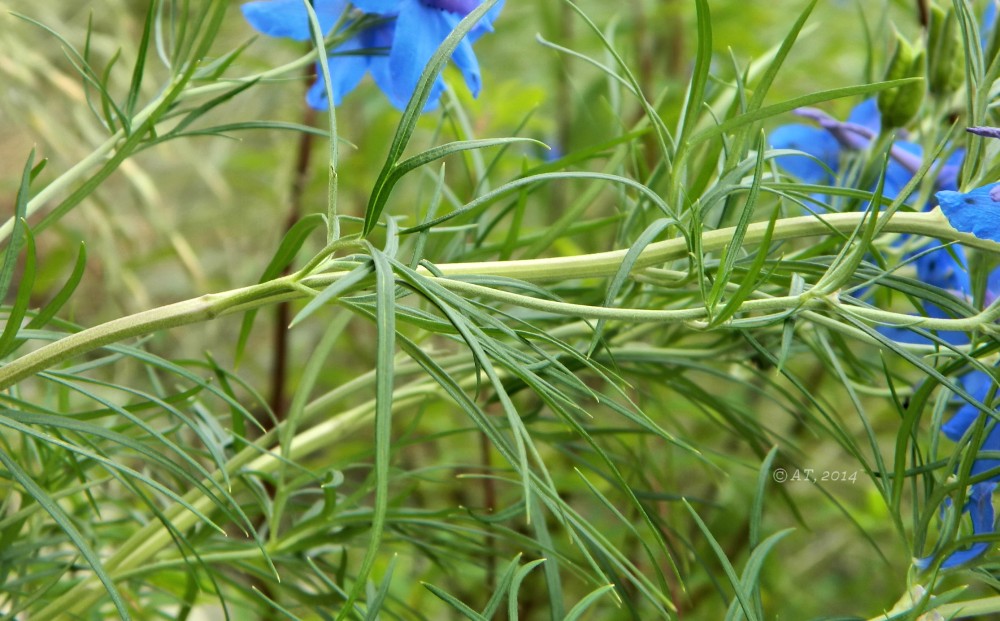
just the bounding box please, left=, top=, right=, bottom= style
left=241, top=0, right=503, bottom=110
left=770, top=103, right=1000, bottom=568
left=772, top=99, right=979, bottom=342
left=924, top=131, right=1000, bottom=567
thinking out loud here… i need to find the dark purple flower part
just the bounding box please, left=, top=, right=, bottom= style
left=768, top=99, right=949, bottom=210
left=968, top=126, right=1000, bottom=140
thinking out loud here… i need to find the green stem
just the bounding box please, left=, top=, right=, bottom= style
left=928, top=596, right=1000, bottom=619
left=2, top=210, right=998, bottom=393
left=433, top=209, right=1000, bottom=280
left=868, top=594, right=1000, bottom=620
left=0, top=49, right=323, bottom=245
left=0, top=277, right=296, bottom=391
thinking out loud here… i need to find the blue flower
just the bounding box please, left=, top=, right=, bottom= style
left=771, top=102, right=994, bottom=346
left=942, top=370, right=997, bottom=444
left=242, top=0, right=345, bottom=40
left=769, top=124, right=841, bottom=185
left=241, top=0, right=503, bottom=111
left=768, top=100, right=877, bottom=187
left=937, top=182, right=1000, bottom=243
left=916, top=370, right=1000, bottom=569
left=918, top=481, right=998, bottom=569
left=349, top=0, right=503, bottom=109
left=768, top=100, right=941, bottom=210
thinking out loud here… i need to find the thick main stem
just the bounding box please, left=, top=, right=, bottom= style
left=2, top=210, right=998, bottom=393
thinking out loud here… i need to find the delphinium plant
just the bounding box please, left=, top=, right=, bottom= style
left=7, top=0, right=1000, bottom=619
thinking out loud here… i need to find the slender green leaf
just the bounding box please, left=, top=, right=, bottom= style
left=0, top=450, right=131, bottom=620
left=363, top=0, right=502, bottom=234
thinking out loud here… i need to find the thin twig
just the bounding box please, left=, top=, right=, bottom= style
left=916, top=0, right=929, bottom=28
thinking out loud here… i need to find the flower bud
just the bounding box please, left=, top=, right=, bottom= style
left=878, top=31, right=925, bottom=129
left=927, top=5, right=963, bottom=97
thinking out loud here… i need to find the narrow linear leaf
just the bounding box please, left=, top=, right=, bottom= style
left=481, top=554, right=524, bottom=619
left=0, top=450, right=131, bottom=620
left=1, top=151, right=34, bottom=301
left=126, top=0, right=157, bottom=116
left=724, top=529, right=794, bottom=621
left=290, top=261, right=374, bottom=328
left=684, top=500, right=759, bottom=621
left=507, top=559, right=547, bottom=621
left=563, top=584, right=616, bottom=621
left=363, top=0, right=502, bottom=234
left=335, top=245, right=396, bottom=621
left=0, top=224, right=36, bottom=358
left=423, top=583, right=487, bottom=621
left=26, top=242, right=87, bottom=331
left=235, top=213, right=325, bottom=364
left=709, top=133, right=768, bottom=316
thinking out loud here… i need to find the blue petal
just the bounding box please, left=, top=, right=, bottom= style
left=306, top=72, right=332, bottom=109
left=943, top=371, right=995, bottom=441
left=364, top=20, right=443, bottom=111
left=470, top=0, right=506, bottom=40
left=972, top=424, right=1000, bottom=478
left=947, top=148, right=966, bottom=168
left=937, top=182, right=1000, bottom=242
left=914, top=241, right=970, bottom=293
left=940, top=482, right=997, bottom=568
left=918, top=482, right=998, bottom=569
left=943, top=403, right=980, bottom=441
left=768, top=124, right=840, bottom=184
left=847, top=98, right=881, bottom=133
left=387, top=0, right=454, bottom=110
left=987, top=265, right=1000, bottom=306
left=350, top=0, right=403, bottom=14
left=435, top=9, right=482, bottom=96
left=242, top=0, right=346, bottom=41
left=934, top=148, right=966, bottom=192
left=983, top=1, right=998, bottom=50
left=969, top=482, right=997, bottom=530
left=306, top=34, right=377, bottom=109
left=880, top=141, right=922, bottom=203
left=935, top=541, right=991, bottom=568
left=937, top=166, right=960, bottom=192
left=351, top=0, right=403, bottom=15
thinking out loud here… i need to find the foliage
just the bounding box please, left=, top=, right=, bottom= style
left=3, top=1, right=1000, bottom=619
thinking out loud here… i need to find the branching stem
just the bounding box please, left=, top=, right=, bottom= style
left=3, top=210, right=998, bottom=393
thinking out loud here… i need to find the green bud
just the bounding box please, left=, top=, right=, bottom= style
left=927, top=5, right=964, bottom=96
left=878, top=31, right=925, bottom=129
